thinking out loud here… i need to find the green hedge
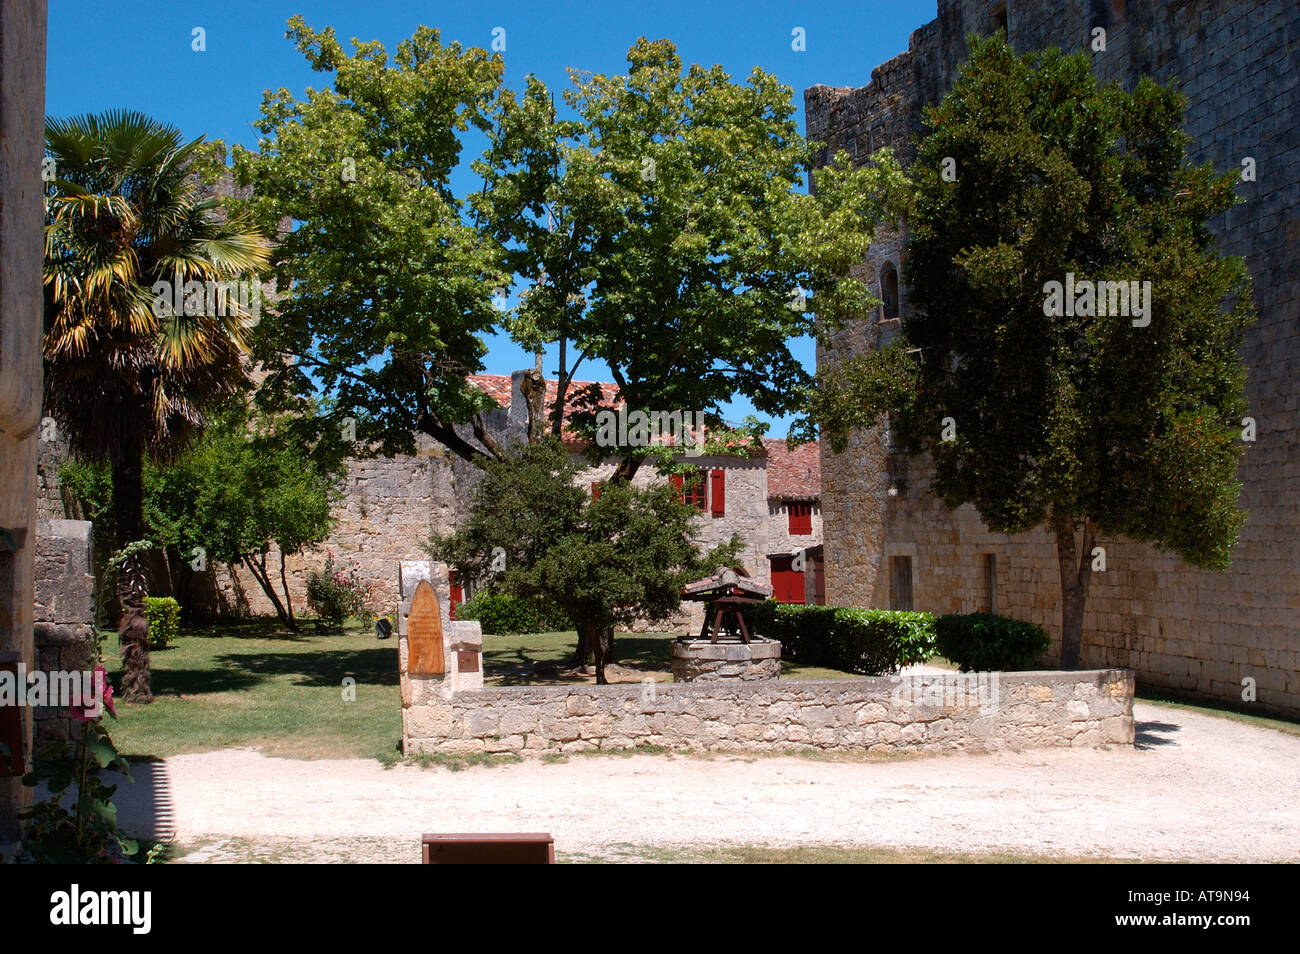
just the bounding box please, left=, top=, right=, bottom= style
left=142, top=596, right=181, bottom=649
left=934, top=613, right=1050, bottom=672
left=745, top=601, right=936, bottom=675
left=456, top=590, right=572, bottom=635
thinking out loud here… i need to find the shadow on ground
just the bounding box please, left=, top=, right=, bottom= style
left=1135, top=720, right=1181, bottom=749
left=212, top=648, right=399, bottom=688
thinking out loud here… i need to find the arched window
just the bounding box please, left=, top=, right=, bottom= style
left=880, top=262, right=900, bottom=320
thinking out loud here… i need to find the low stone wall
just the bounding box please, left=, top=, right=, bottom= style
left=402, top=669, right=1135, bottom=756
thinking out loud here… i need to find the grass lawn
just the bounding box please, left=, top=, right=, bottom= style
left=105, top=617, right=402, bottom=761
left=103, top=622, right=862, bottom=760
left=483, top=630, right=860, bottom=685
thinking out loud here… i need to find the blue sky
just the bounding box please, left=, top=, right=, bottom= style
left=46, top=0, right=937, bottom=437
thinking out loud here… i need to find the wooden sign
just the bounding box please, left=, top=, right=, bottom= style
left=407, top=580, right=446, bottom=675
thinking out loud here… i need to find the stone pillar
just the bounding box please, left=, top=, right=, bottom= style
left=0, top=0, right=48, bottom=841
left=396, top=561, right=483, bottom=751
left=33, top=520, right=97, bottom=746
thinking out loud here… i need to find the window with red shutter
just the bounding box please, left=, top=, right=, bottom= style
left=672, top=471, right=706, bottom=510
left=710, top=469, right=725, bottom=517
left=788, top=503, right=812, bottom=535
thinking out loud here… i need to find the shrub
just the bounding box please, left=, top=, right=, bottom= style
left=456, top=590, right=571, bottom=635
left=745, top=601, right=936, bottom=675
left=142, top=596, right=181, bottom=649
left=934, top=613, right=1050, bottom=672
left=306, top=554, right=371, bottom=631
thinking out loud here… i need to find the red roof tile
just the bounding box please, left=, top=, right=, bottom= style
left=764, top=438, right=821, bottom=500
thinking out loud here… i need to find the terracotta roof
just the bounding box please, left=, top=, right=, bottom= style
left=764, top=438, right=821, bottom=500
left=466, top=373, right=622, bottom=445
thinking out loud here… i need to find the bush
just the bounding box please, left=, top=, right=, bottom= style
left=456, top=590, right=571, bottom=635
left=142, top=597, right=181, bottom=649
left=746, top=601, right=936, bottom=675
left=934, top=613, right=1050, bottom=672
left=306, top=554, right=371, bottom=631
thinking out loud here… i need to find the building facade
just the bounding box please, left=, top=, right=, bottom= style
left=806, top=0, right=1299, bottom=715
left=37, top=371, right=825, bottom=625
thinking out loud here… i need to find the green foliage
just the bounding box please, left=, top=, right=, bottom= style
left=476, top=37, right=908, bottom=462
left=232, top=17, right=509, bottom=462
left=934, top=613, right=1051, bottom=672
left=18, top=679, right=139, bottom=864
left=899, top=34, right=1253, bottom=564
left=142, top=596, right=181, bottom=649
left=806, top=33, right=1254, bottom=666
left=429, top=438, right=741, bottom=680
left=455, top=589, right=571, bottom=635
left=306, top=554, right=372, bottom=632
left=747, top=602, right=936, bottom=675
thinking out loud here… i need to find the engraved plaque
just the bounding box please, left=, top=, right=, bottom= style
left=406, top=579, right=446, bottom=674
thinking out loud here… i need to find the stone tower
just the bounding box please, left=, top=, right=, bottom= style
left=805, top=0, right=1299, bottom=715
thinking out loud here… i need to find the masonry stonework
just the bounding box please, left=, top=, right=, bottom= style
left=806, top=0, right=1300, bottom=715
left=402, top=669, right=1136, bottom=756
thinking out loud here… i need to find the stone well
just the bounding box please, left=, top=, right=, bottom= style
left=671, top=637, right=781, bottom=683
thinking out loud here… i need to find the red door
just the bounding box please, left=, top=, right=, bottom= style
left=769, top=556, right=806, bottom=604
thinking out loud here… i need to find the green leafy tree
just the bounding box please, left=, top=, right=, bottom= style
left=473, top=38, right=907, bottom=479
left=62, top=402, right=343, bottom=631
left=813, top=35, right=1253, bottom=668
left=144, top=403, right=342, bottom=630
left=429, top=439, right=741, bottom=683
left=43, top=110, right=272, bottom=701
left=232, top=18, right=510, bottom=462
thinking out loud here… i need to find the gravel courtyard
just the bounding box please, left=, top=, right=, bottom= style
left=115, top=702, right=1300, bottom=863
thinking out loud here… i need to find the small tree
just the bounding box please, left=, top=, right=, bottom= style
left=429, top=440, right=741, bottom=683
left=811, top=34, right=1254, bottom=668
left=63, top=402, right=342, bottom=630
left=145, top=403, right=342, bottom=630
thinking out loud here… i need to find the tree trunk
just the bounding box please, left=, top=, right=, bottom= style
left=573, top=626, right=592, bottom=668
left=110, top=437, right=153, bottom=703
left=279, top=550, right=296, bottom=625
left=1053, top=511, right=1097, bottom=670
left=590, top=622, right=615, bottom=685
left=610, top=455, right=643, bottom=485
left=241, top=554, right=297, bottom=631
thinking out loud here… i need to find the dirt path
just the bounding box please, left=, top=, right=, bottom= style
left=115, top=702, right=1300, bottom=863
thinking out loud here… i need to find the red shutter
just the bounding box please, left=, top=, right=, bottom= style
left=710, top=469, right=725, bottom=517
left=669, top=473, right=684, bottom=503
left=591, top=481, right=602, bottom=499
left=788, top=503, right=812, bottom=535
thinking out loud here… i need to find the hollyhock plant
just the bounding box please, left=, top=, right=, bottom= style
left=70, top=665, right=116, bottom=722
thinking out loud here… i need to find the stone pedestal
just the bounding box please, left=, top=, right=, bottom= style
left=671, top=637, right=781, bottom=682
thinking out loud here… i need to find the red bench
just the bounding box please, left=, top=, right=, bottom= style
left=421, top=833, right=555, bottom=864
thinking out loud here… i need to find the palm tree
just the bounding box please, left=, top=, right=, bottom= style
left=43, top=110, right=271, bottom=702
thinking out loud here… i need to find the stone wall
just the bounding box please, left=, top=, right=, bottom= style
left=33, top=521, right=95, bottom=747
left=402, top=668, right=1135, bottom=756
left=806, top=0, right=1300, bottom=716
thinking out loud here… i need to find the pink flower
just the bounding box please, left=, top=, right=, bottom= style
left=70, top=666, right=115, bottom=721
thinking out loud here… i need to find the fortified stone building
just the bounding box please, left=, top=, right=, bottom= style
left=806, top=0, right=1298, bottom=715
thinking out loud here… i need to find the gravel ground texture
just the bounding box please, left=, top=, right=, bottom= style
left=115, top=702, right=1300, bottom=863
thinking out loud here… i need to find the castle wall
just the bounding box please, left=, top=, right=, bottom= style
left=806, top=0, right=1300, bottom=715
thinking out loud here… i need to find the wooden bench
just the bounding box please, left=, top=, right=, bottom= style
left=421, top=833, right=555, bottom=864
